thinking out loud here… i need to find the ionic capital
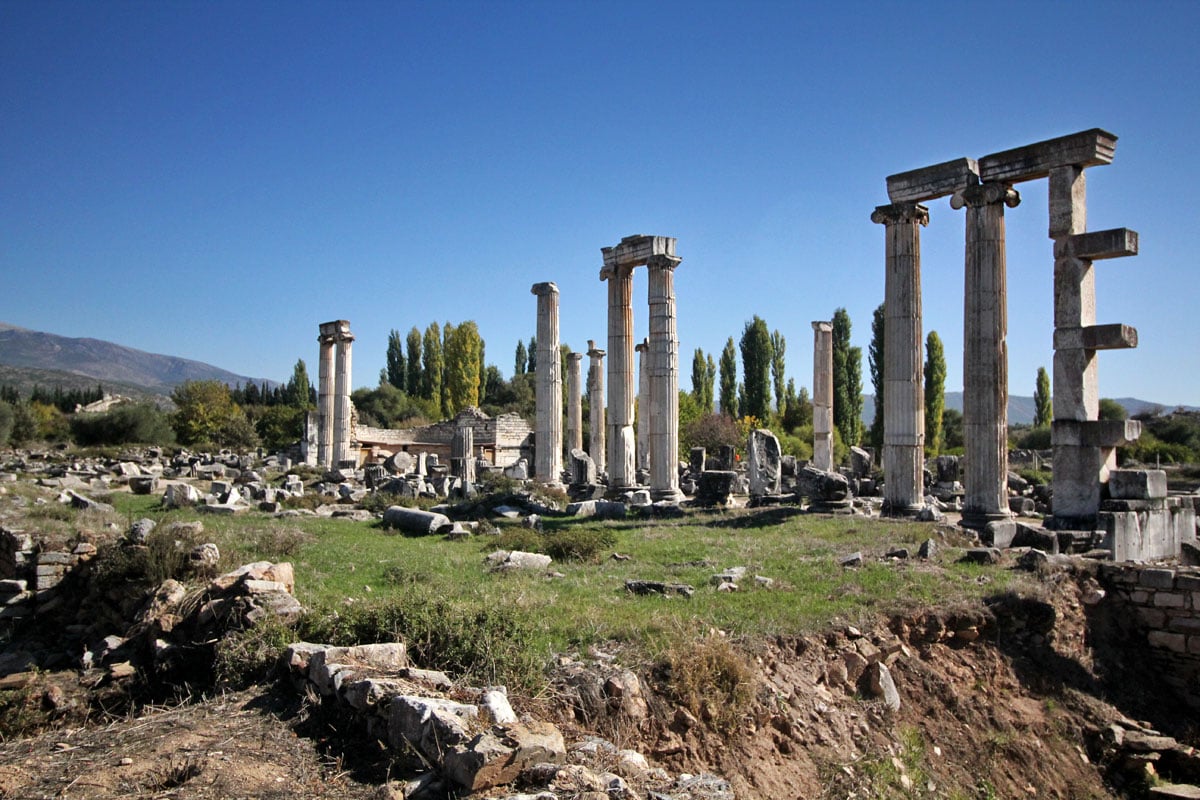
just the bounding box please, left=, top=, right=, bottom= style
left=599, top=264, right=634, bottom=282
left=871, top=202, right=930, bottom=227
left=951, top=182, right=1020, bottom=210
left=646, top=254, right=682, bottom=272
left=530, top=281, right=559, bottom=297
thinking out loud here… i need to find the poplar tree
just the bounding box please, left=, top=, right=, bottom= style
left=421, top=322, right=443, bottom=405
left=832, top=308, right=863, bottom=446
left=739, top=316, right=773, bottom=421
left=924, top=331, right=946, bottom=454
left=691, top=348, right=707, bottom=407
left=1034, top=367, right=1052, bottom=427
left=386, top=329, right=406, bottom=390
left=527, top=337, right=537, bottom=373
left=770, top=329, right=786, bottom=414
left=284, top=359, right=312, bottom=409
left=405, top=327, right=422, bottom=395
left=515, top=340, right=527, bottom=376
left=444, top=321, right=483, bottom=413
left=705, top=354, right=716, bottom=413
left=719, top=337, right=738, bottom=417
left=441, top=322, right=455, bottom=416
left=868, top=303, right=885, bottom=449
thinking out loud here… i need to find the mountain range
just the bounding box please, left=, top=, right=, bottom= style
left=0, top=322, right=273, bottom=397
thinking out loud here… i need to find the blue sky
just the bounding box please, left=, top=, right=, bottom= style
left=3, top=0, right=1198, bottom=406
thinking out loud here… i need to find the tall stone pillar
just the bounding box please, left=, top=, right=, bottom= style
left=316, top=324, right=337, bottom=468
left=601, top=264, right=636, bottom=491
left=952, top=182, right=1020, bottom=529
left=331, top=322, right=355, bottom=467
left=566, top=352, right=584, bottom=455
left=647, top=255, right=683, bottom=502
left=812, top=321, right=834, bottom=471
left=586, top=341, right=606, bottom=473
left=530, top=282, right=563, bottom=484
left=871, top=203, right=930, bottom=516
left=636, top=338, right=650, bottom=472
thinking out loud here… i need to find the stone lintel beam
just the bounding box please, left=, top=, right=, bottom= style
left=1055, top=228, right=1139, bottom=260
left=979, top=128, right=1117, bottom=184
left=1053, top=323, right=1138, bottom=351
left=319, top=319, right=353, bottom=340
left=1052, top=419, right=1141, bottom=448
left=886, top=158, right=979, bottom=203
left=601, top=235, right=677, bottom=270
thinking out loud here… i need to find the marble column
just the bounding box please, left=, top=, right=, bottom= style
left=812, top=321, right=834, bottom=471
left=636, top=338, right=651, bottom=472
left=647, top=255, right=683, bottom=501
left=531, top=283, right=563, bottom=484
left=601, top=264, right=636, bottom=491
left=586, top=340, right=606, bottom=473
left=331, top=321, right=355, bottom=468
left=316, top=324, right=337, bottom=468
left=952, top=182, right=1020, bottom=529
left=566, top=352, right=584, bottom=455
left=872, top=202, right=930, bottom=516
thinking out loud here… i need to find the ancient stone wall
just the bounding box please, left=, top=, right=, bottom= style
left=355, top=409, right=533, bottom=467
left=1097, top=563, right=1200, bottom=708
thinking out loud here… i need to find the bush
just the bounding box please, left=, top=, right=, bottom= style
left=70, top=403, right=176, bottom=446
left=492, top=526, right=617, bottom=563
left=658, top=634, right=755, bottom=733
left=682, top=413, right=743, bottom=459
left=1015, top=425, right=1051, bottom=450
left=0, top=401, right=13, bottom=447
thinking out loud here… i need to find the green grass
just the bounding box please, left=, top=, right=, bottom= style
left=103, top=492, right=1025, bottom=689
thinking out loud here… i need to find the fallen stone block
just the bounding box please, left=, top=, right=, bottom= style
left=388, top=695, right=479, bottom=761
left=624, top=580, right=694, bottom=598
left=382, top=506, right=454, bottom=536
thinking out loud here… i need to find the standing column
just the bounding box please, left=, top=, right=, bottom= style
left=601, top=264, right=636, bottom=491
left=953, top=182, right=1020, bottom=529
left=636, top=338, right=651, bottom=472
left=332, top=322, right=355, bottom=467
left=812, top=321, right=834, bottom=471
left=316, top=324, right=337, bottom=468
left=872, top=203, right=930, bottom=515
left=566, top=352, right=584, bottom=455
left=647, top=255, right=683, bottom=501
left=530, top=282, right=563, bottom=484
left=586, top=341, right=606, bottom=472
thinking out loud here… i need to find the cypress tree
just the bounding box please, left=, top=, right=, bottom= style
left=739, top=316, right=773, bottom=421
left=719, top=337, right=738, bottom=417
left=924, top=331, right=946, bottom=454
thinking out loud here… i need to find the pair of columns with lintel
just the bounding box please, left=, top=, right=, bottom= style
left=600, top=235, right=683, bottom=502
left=879, top=129, right=1139, bottom=529
left=317, top=319, right=355, bottom=469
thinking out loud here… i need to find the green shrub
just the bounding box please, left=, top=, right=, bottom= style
left=492, top=526, right=617, bottom=563
left=70, top=403, right=176, bottom=446
left=1015, top=425, right=1051, bottom=450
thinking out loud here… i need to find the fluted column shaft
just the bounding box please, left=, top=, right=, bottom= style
left=602, top=265, right=636, bottom=490
left=636, top=339, right=650, bottom=471
left=954, top=182, right=1019, bottom=528
left=332, top=329, right=355, bottom=467
left=812, top=321, right=834, bottom=471
left=873, top=203, right=929, bottom=515
left=586, top=342, right=606, bottom=472
left=647, top=255, right=683, bottom=501
left=566, top=352, right=583, bottom=455
left=317, top=334, right=335, bottom=468
left=531, top=282, right=563, bottom=484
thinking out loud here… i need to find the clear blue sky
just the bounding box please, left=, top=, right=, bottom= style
left=3, top=0, right=1198, bottom=406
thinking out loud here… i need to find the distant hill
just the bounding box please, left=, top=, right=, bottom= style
left=0, top=323, right=274, bottom=397
left=861, top=393, right=1197, bottom=426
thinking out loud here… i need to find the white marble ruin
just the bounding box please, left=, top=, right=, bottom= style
left=566, top=351, right=583, bottom=455
left=316, top=320, right=356, bottom=469
left=586, top=340, right=606, bottom=474
left=811, top=321, right=834, bottom=472
left=531, top=282, right=563, bottom=485
left=636, top=338, right=651, bottom=473
left=600, top=235, right=683, bottom=502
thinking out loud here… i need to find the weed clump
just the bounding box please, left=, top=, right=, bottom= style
left=492, top=526, right=616, bottom=563
left=658, top=634, right=755, bottom=733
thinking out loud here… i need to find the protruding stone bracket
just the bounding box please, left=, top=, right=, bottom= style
left=1052, top=419, right=1142, bottom=448
left=1055, top=228, right=1139, bottom=260
left=1053, top=324, right=1138, bottom=351
left=979, top=128, right=1117, bottom=184
left=886, top=158, right=979, bottom=203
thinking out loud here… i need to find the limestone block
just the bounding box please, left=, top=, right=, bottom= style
left=886, top=157, right=979, bottom=203
left=1053, top=324, right=1138, bottom=351
left=747, top=429, right=782, bottom=497
left=979, top=128, right=1116, bottom=184
left=1109, top=470, right=1168, bottom=501
left=387, top=695, right=478, bottom=759
left=1057, top=228, right=1139, bottom=260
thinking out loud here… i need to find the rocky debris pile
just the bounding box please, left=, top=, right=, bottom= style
left=1095, top=717, right=1200, bottom=796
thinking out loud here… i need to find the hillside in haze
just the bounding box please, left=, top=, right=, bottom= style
left=861, top=393, right=1197, bottom=427
left=0, top=323, right=273, bottom=396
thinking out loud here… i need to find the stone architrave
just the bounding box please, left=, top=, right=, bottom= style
left=531, top=283, right=563, bottom=485
left=635, top=338, right=651, bottom=472
left=871, top=203, right=930, bottom=516
left=566, top=352, right=584, bottom=455
left=316, top=324, right=337, bottom=468
left=951, top=182, right=1020, bottom=529
left=812, top=321, right=834, bottom=471
left=647, top=254, right=683, bottom=502
left=586, top=341, right=606, bottom=473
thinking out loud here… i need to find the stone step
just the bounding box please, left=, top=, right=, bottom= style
left=1150, top=784, right=1200, bottom=799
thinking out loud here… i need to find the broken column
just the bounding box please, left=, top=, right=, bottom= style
left=636, top=338, right=650, bottom=473
left=952, top=181, right=1019, bottom=529
left=566, top=352, right=583, bottom=455
left=531, top=283, right=563, bottom=485
left=586, top=340, right=606, bottom=474
left=812, top=321, right=834, bottom=471
left=316, top=322, right=338, bottom=468
left=647, top=253, right=683, bottom=502
left=872, top=202, right=930, bottom=516
left=452, top=424, right=475, bottom=485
